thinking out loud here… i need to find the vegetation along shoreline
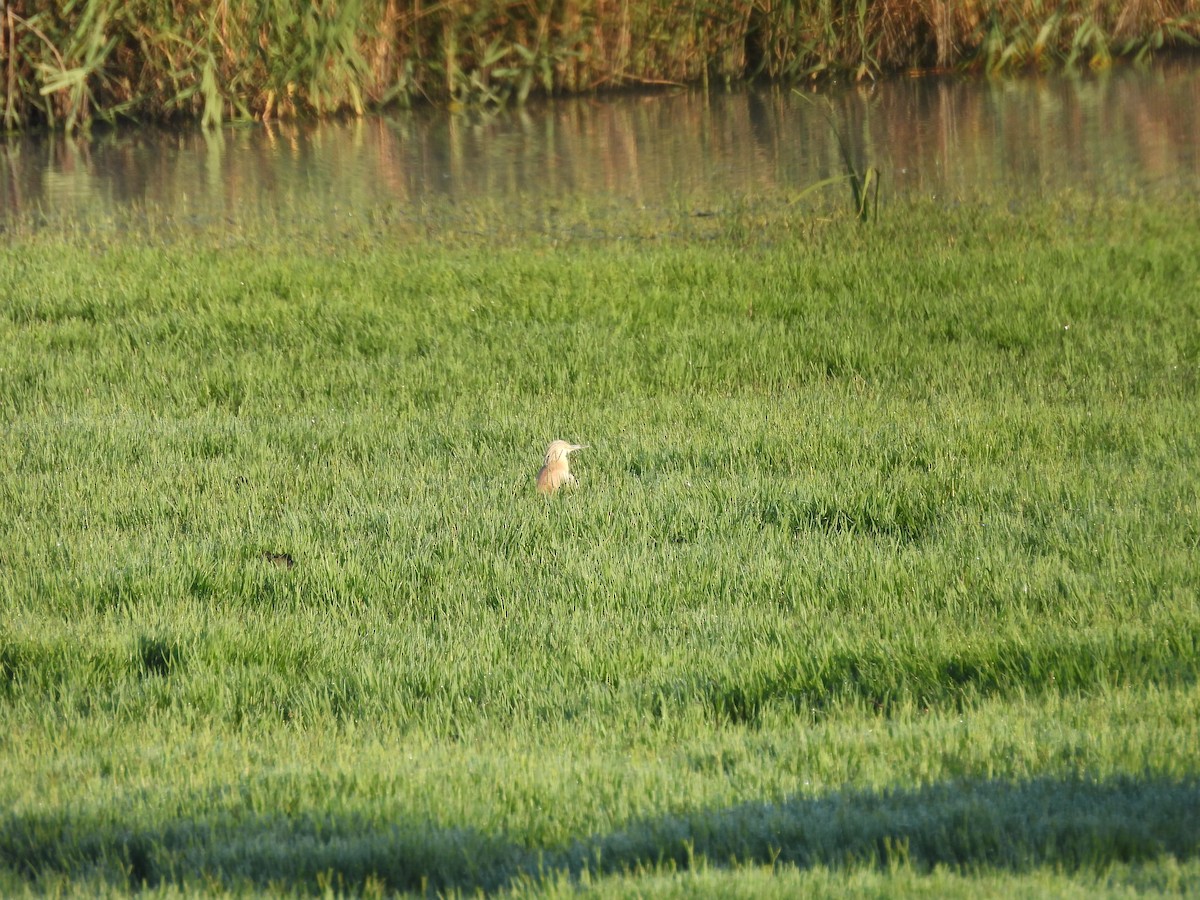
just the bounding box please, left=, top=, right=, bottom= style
left=2, top=0, right=1198, bottom=131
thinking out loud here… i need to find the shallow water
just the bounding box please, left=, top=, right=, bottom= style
left=2, top=61, right=1197, bottom=227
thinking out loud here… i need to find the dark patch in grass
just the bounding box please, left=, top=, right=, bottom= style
left=0, top=644, right=24, bottom=699
left=942, top=655, right=991, bottom=689
left=706, top=681, right=766, bottom=727
left=195, top=433, right=236, bottom=459
left=695, top=624, right=1200, bottom=725
left=187, top=570, right=216, bottom=601
left=201, top=373, right=245, bottom=414
left=0, top=638, right=132, bottom=709
left=752, top=495, right=935, bottom=543
left=93, top=569, right=141, bottom=612
left=122, top=834, right=157, bottom=888
left=136, top=636, right=183, bottom=679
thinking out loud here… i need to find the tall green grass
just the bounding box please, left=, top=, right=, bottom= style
left=3, top=0, right=1199, bottom=129
left=1, top=191, right=1199, bottom=894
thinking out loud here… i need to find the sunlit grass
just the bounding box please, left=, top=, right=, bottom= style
left=1, top=191, right=1198, bottom=894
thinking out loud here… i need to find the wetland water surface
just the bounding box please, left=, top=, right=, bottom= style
left=2, top=61, right=1197, bottom=227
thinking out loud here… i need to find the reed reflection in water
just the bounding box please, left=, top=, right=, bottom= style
left=1, top=61, right=1197, bottom=226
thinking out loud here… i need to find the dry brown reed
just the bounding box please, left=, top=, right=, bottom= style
left=2, top=0, right=1197, bottom=130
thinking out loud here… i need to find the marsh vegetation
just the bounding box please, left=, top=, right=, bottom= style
left=3, top=0, right=1199, bottom=129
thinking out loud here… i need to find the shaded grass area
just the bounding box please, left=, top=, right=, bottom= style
left=0, top=192, right=1199, bottom=894
left=2, top=681, right=1199, bottom=894
left=5, top=775, right=1198, bottom=894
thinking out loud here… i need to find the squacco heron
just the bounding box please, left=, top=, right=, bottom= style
left=536, top=440, right=588, bottom=494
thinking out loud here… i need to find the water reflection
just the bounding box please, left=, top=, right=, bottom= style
left=2, top=61, right=1197, bottom=226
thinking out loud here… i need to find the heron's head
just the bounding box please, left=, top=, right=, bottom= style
left=544, top=440, right=587, bottom=465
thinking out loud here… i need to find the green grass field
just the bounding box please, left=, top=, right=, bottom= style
left=1, top=190, right=1198, bottom=896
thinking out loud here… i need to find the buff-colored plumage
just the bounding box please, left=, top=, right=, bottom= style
left=536, top=440, right=588, bottom=494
